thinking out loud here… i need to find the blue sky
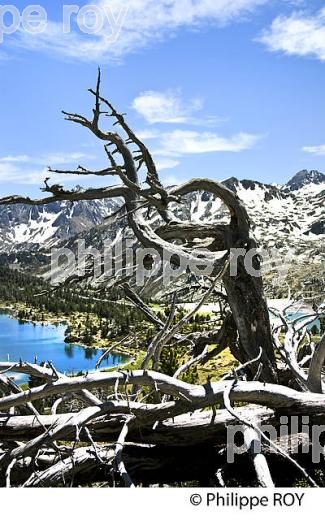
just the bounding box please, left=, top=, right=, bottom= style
left=1, top=0, right=325, bottom=197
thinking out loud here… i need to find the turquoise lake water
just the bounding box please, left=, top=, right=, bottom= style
left=269, top=310, right=320, bottom=332
left=0, top=312, right=128, bottom=384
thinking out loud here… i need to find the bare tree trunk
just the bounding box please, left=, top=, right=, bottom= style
left=223, top=257, right=277, bottom=383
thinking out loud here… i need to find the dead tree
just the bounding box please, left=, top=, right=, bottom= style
left=0, top=69, right=276, bottom=382
left=0, top=71, right=324, bottom=487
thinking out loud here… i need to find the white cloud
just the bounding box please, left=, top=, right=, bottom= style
left=12, top=0, right=269, bottom=62
left=136, top=129, right=160, bottom=140
left=259, top=8, right=325, bottom=61
left=0, top=163, right=48, bottom=185
left=44, top=152, right=94, bottom=165
left=0, top=151, right=95, bottom=185
left=0, top=155, right=30, bottom=163
left=0, top=152, right=93, bottom=166
left=303, top=144, right=325, bottom=155
left=148, top=129, right=260, bottom=173
left=132, top=90, right=203, bottom=124
left=0, top=126, right=260, bottom=186
left=155, top=158, right=180, bottom=170
left=156, top=129, right=261, bottom=155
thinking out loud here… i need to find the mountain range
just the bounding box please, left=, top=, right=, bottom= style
left=0, top=170, right=324, bottom=267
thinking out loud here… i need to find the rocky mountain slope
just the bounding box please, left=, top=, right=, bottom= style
left=0, top=196, right=120, bottom=253
left=187, top=169, right=324, bottom=263
left=0, top=171, right=324, bottom=266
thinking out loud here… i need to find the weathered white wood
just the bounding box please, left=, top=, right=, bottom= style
left=307, top=334, right=325, bottom=393
left=0, top=406, right=274, bottom=444
left=0, top=362, right=102, bottom=407
left=243, top=426, right=274, bottom=487
left=1, top=370, right=325, bottom=415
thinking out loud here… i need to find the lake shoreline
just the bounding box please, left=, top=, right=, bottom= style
left=0, top=301, right=137, bottom=359
left=0, top=311, right=133, bottom=384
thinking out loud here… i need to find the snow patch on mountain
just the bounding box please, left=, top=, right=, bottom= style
left=187, top=170, right=324, bottom=263
left=0, top=198, right=120, bottom=253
